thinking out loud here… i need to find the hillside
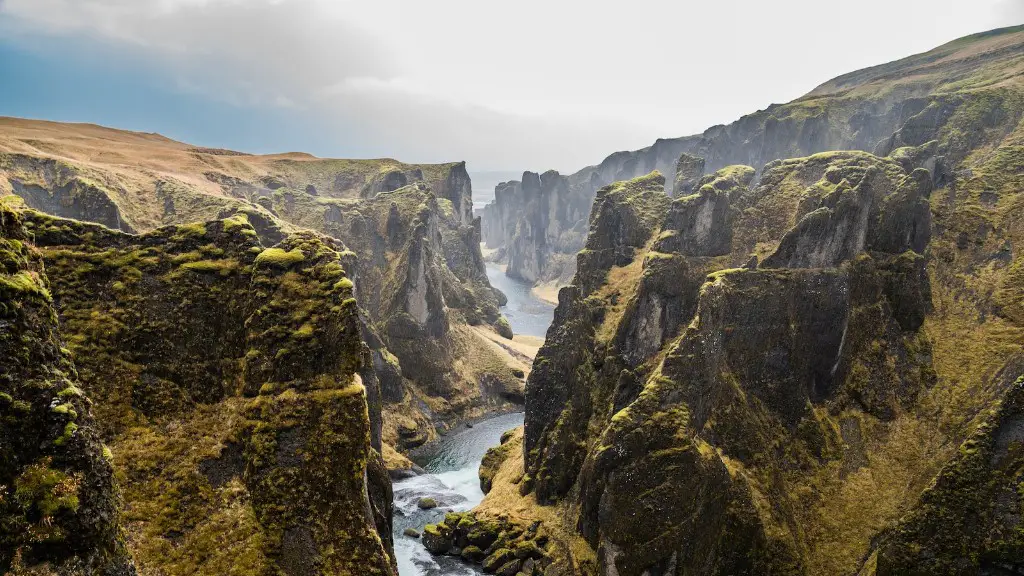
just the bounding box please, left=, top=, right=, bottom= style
left=0, top=118, right=525, bottom=452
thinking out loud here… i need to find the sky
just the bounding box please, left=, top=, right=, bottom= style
left=0, top=1, right=1022, bottom=174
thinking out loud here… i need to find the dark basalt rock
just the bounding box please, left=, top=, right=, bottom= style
left=0, top=199, right=135, bottom=575
left=673, top=152, right=706, bottom=196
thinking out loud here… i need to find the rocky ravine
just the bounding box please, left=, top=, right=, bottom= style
left=0, top=120, right=523, bottom=452
left=482, top=24, right=1024, bottom=294
left=490, top=128, right=1024, bottom=573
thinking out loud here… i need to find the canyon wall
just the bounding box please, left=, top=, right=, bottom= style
left=1, top=200, right=399, bottom=574
left=482, top=25, right=1023, bottom=289
left=0, top=127, right=523, bottom=449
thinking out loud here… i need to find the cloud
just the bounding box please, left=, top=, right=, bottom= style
left=993, top=0, right=1024, bottom=26
left=1, top=0, right=1020, bottom=172
left=0, top=0, right=397, bottom=107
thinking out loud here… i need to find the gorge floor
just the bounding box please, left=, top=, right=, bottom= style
left=485, top=262, right=555, bottom=338
left=392, top=273, right=551, bottom=575
left=392, top=412, right=526, bottom=576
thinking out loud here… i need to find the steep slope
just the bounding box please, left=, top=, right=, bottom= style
left=0, top=198, right=134, bottom=574
left=504, top=104, right=1024, bottom=575
left=0, top=202, right=398, bottom=575
left=482, top=24, right=1024, bottom=291
left=0, top=120, right=520, bottom=448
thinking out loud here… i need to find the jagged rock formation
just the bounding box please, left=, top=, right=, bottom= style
left=0, top=121, right=522, bottom=449
left=0, top=199, right=134, bottom=574
left=483, top=25, right=1024, bottom=292
left=482, top=170, right=590, bottom=288
left=517, top=127, right=1024, bottom=574
left=672, top=153, right=706, bottom=196
left=1, top=203, right=398, bottom=575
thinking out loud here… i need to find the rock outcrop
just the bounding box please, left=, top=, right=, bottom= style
left=0, top=198, right=134, bottom=574
left=516, top=132, right=1024, bottom=574
left=1, top=204, right=398, bottom=575
left=672, top=152, right=706, bottom=196
left=481, top=170, right=591, bottom=287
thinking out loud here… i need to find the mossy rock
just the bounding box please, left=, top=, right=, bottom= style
left=481, top=548, right=515, bottom=573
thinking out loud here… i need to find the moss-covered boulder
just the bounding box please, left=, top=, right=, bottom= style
left=422, top=522, right=454, bottom=555
left=419, top=512, right=552, bottom=574
left=479, top=428, right=516, bottom=494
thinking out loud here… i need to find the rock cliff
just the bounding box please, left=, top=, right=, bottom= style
left=482, top=25, right=1024, bottom=293
left=1, top=201, right=399, bottom=575
left=0, top=198, right=134, bottom=574
left=518, top=127, right=1024, bottom=573
left=0, top=123, right=522, bottom=448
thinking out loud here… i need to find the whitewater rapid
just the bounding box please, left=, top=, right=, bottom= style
left=392, top=412, right=526, bottom=576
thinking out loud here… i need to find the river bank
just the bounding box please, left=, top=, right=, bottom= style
left=393, top=412, right=526, bottom=576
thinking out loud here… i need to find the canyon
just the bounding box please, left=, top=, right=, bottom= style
left=2, top=22, right=1024, bottom=576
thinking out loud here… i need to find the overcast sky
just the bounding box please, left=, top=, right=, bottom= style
left=0, top=0, right=1022, bottom=173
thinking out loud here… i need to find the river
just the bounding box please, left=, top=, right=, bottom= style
left=484, top=263, right=554, bottom=338
left=392, top=263, right=553, bottom=575
left=392, top=412, right=525, bottom=576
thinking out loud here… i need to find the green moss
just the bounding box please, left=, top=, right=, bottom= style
left=221, top=213, right=249, bottom=231
left=53, top=422, right=79, bottom=446
left=0, top=271, right=52, bottom=301
left=180, top=259, right=240, bottom=275
left=333, top=277, right=354, bottom=291
left=254, top=247, right=305, bottom=267
left=51, top=403, right=78, bottom=420
left=14, top=459, right=81, bottom=517
left=58, top=385, right=85, bottom=399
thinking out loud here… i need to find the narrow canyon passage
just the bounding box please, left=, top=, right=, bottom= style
left=485, top=262, right=555, bottom=339
left=392, top=268, right=552, bottom=575
left=393, top=413, right=526, bottom=576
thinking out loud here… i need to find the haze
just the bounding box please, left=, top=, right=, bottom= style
left=1, top=0, right=1021, bottom=173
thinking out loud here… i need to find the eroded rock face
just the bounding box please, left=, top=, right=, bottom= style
left=520, top=146, right=1024, bottom=575
left=673, top=153, right=706, bottom=196
left=482, top=170, right=591, bottom=286
left=9, top=209, right=398, bottom=576
left=0, top=199, right=134, bottom=575
left=2, top=154, right=133, bottom=232
left=481, top=27, right=1024, bottom=297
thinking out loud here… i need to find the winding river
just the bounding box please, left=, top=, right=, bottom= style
left=392, top=264, right=553, bottom=575
left=484, top=263, right=555, bottom=338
